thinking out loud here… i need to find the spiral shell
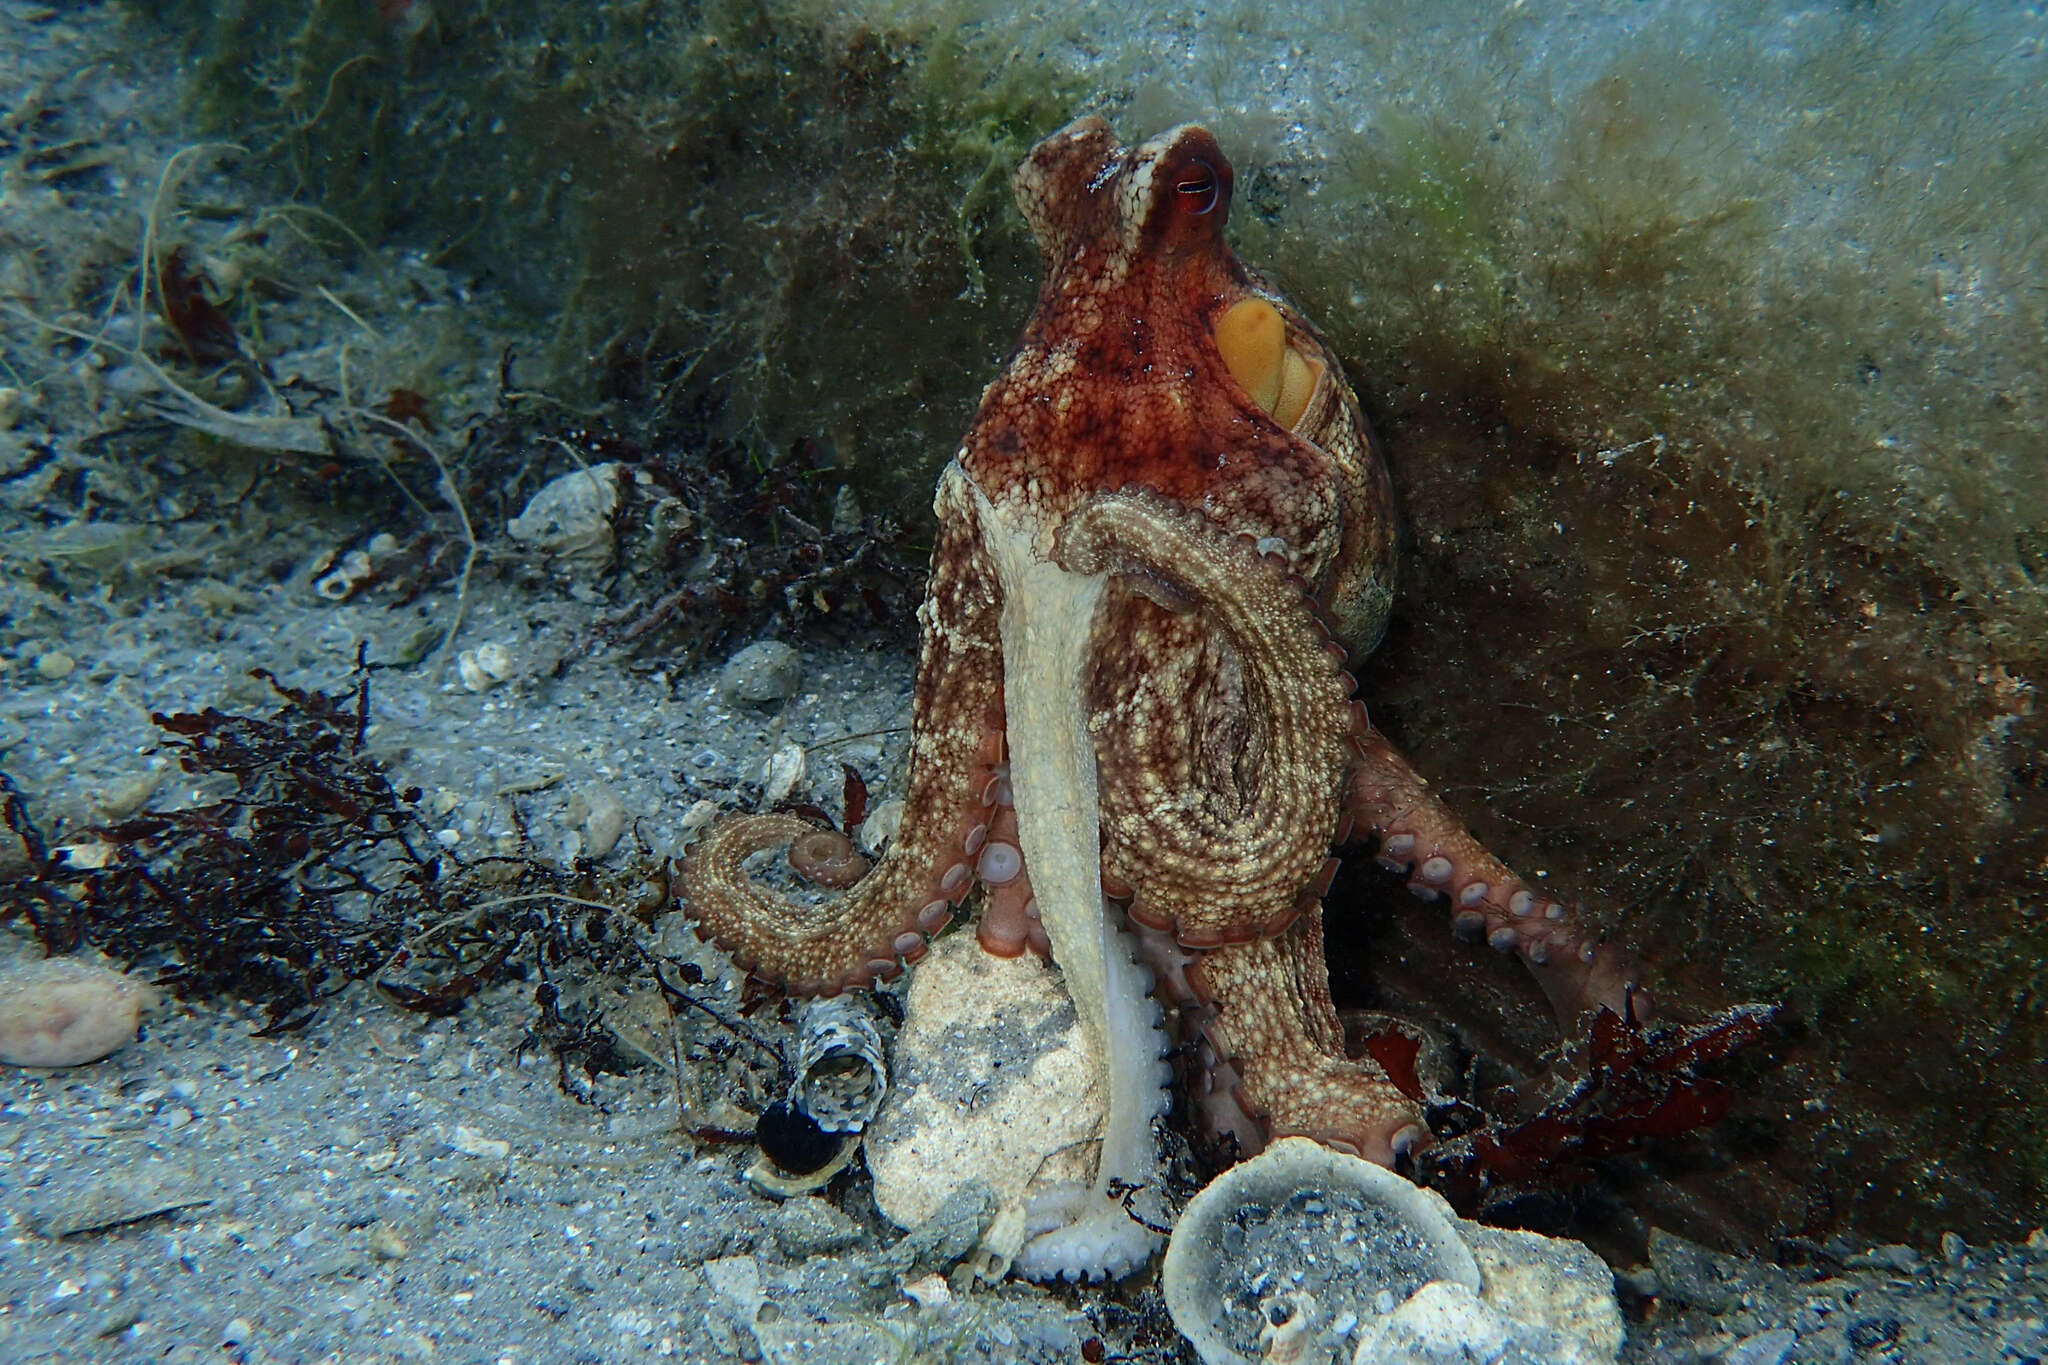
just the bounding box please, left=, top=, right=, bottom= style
left=790, top=997, right=887, bottom=1134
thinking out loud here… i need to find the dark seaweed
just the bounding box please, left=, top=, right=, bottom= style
left=0, top=656, right=681, bottom=1098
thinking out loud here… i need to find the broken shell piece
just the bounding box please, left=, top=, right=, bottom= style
left=1162, top=1137, right=1481, bottom=1365
left=745, top=1100, right=861, bottom=1198
left=0, top=958, right=161, bottom=1067
left=791, top=996, right=887, bottom=1134
left=1257, top=1291, right=1321, bottom=1365
left=829, top=485, right=864, bottom=536
left=315, top=547, right=375, bottom=601
left=457, top=642, right=516, bottom=693
left=759, top=742, right=806, bottom=807
left=506, top=463, right=622, bottom=572
left=580, top=785, right=630, bottom=859
left=857, top=797, right=904, bottom=856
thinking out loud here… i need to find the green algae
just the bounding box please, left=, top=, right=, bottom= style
left=140, top=0, right=1089, bottom=523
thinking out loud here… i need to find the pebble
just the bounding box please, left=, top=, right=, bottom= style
left=367, top=1224, right=409, bottom=1260
left=34, top=649, right=75, bottom=679
left=1721, top=1326, right=1796, bottom=1365
left=1848, top=1243, right=1922, bottom=1274
left=581, top=785, right=629, bottom=858
left=506, top=463, right=622, bottom=571
left=93, top=766, right=163, bottom=820
left=0, top=957, right=159, bottom=1067
left=721, top=640, right=802, bottom=704
left=766, top=1197, right=864, bottom=1258
left=447, top=1126, right=511, bottom=1159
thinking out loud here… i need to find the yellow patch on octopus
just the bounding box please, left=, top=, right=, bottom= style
left=1215, top=297, right=1325, bottom=431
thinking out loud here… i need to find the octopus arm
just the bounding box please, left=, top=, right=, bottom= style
left=1184, top=907, right=1426, bottom=1164
left=680, top=470, right=1008, bottom=996
left=1060, top=491, right=1355, bottom=948
left=1346, top=725, right=1651, bottom=1027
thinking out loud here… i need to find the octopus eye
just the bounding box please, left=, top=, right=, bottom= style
left=1174, top=159, right=1220, bottom=215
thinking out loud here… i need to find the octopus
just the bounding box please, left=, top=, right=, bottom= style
left=683, top=116, right=1646, bottom=1282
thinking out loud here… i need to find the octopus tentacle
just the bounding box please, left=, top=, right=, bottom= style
left=1346, top=723, right=1651, bottom=1026
left=1056, top=491, right=1356, bottom=948
left=1182, top=907, right=1426, bottom=1164
left=966, top=469, right=1172, bottom=1283
left=972, top=797, right=1050, bottom=959
left=680, top=471, right=1008, bottom=996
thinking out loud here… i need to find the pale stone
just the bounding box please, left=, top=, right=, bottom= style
left=506, top=463, right=622, bottom=570
left=1468, top=1222, right=1626, bottom=1361
left=447, top=1126, right=510, bottom=1159
left=581, top=784, right=629, bottom=858
left=720, top=640, right=803, bottom=704
left=0, top=958, right=158, bottom=1068
left=864, top=930, right=1101, bottom=1241
left=1350, top=1279, right=1616, bottom=1365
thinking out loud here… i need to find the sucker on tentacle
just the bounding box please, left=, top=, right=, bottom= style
left=1344, top=724, right=1651, bottom=1027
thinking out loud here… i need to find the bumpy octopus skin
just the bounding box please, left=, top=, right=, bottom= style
left=682, top=116, right=1646, bottom=1281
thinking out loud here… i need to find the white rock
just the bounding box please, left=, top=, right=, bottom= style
left=721, top=640, right=803, bottom=705
left=0, top=958, right=159, bottom=1067
left=506, top=464, right=622, bottom=571
left=864, top=931, right=1101, bottom=1252
left=759, top=743, right=806, bottom=807
left=1467, top=1223, right=1627, bottom=1361
left=1350, top=1278, right=1616, bottom=1365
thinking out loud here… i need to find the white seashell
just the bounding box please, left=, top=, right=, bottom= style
left=315, top=547, right=375, bottom=601
left=458, top=642, right=516, bottom=693
left=857, top=798, right=904, bottom=855
left=791, top=997, right=887, bottom=1134
left=506, top=464, right=622, bottom=570
left=679, top=799, right=720, bottom=842
left=1162, top=1137, right=1480, bottom=1365
left=759, top=743, right=806, bottom=807
left=51, top=837, right=117, bottom=870
left=0, top=958, right=160, bottom=1068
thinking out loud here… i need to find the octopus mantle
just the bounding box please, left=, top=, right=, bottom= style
left=683, top=117, right=1643, bottom=1282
